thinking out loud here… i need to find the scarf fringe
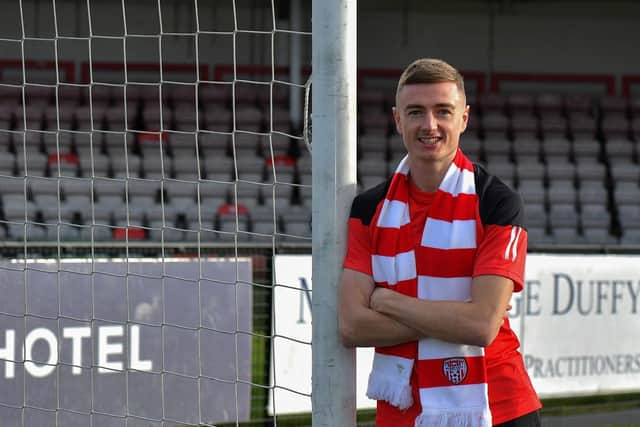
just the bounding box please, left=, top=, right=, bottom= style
left=366, top=372, right=414, bottom=410
left=414, top=407, right=492, bottom=427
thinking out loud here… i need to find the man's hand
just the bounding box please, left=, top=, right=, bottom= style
left=338, top=269, right=423, bottom=347
left=369, top=286, right=395, bottom=312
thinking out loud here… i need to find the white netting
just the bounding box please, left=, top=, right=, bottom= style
left=0, top=0, right=312, bottom=426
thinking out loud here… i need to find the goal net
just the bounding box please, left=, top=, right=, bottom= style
left=0, top=0, right=353, bottom=426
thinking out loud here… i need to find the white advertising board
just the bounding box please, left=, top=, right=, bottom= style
left=270, top=255, right=375, bottom=415
left=511, top=254, right=640, bottom=398
left=272, top=254, right=640, bottom=414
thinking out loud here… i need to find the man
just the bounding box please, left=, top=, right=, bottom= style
left=339, top=58, right=541, bottom=427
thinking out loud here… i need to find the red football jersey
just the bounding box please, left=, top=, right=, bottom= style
left=344, top=165, right=541, bottom=425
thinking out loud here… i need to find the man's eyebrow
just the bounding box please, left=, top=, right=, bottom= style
left=404, top=104, right=425, bottom=110
left=404, top=102, right=456, bottom=110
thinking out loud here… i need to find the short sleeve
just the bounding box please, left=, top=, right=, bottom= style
left=343, top=217, right=373, bottom=275
left=342, top=182, right=389, bottom=276
left=474, top=169, right=527, bottom=292
left=473, top=224, right=527, bottom=292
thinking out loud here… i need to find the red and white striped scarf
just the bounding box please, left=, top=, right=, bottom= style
left=366, top=149, right=491, bottom=427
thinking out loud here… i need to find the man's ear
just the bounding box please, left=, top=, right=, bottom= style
left=460, top=104, right=470, bottom=134
left=392, top=106, right=402, bottom=134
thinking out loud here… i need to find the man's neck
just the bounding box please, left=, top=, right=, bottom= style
left=407, top=158, right=452, bottom=193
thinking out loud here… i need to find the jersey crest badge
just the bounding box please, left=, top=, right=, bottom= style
left=443, top=357, right=468, bottom=385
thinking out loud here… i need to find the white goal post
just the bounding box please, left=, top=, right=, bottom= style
left=311, top=0, right=358, bottom=426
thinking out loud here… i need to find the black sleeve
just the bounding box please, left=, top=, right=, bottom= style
left=349, top=179, right=391, bottom=226
left=474, top=163, right=526, bottom=229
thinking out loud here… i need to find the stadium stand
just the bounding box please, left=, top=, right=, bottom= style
left=2, top=67, right=640, bottom=247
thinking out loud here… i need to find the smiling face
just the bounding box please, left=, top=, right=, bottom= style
left=393, top=82, right=469, bottom=170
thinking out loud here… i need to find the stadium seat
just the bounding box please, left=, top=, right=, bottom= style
left=547, top=180, right=576, bottom=205
left=358, top=88, right=386, bottom=113
left=141, top=152, right=173, bottom=179
left=281, top=206, right=311, bottom=239
left=599, top=96, right=628, bottom=117
left=58, top=84, right=85, bottom=106
left=234, top=155, right=265, bottom=181
left=486, top=162, right=515, bottom=183
left=610, top=158, right=639, bottom=185
left=478, top=93, right=506, bottom=114
left=199, top=132, right=231, bottom=158
left=0, top=106, right=13, bottom=130
left=522, top=226, right=552, bottom=246
left=516, top=161, right=545, bottom=182
left=518, top=179, right=546, bottom=205
left=569, top=113, right=598, bottom=139
left=199, top=83, right=232, bottom=107
left=234, top=85, right=260, bottom=107
left=75, top=105, right=105, bottom=131
left=142, top=104, right=174, bottom=132
left=166, top=85, right=196, bottom=105
left=578, top=181, right=608, bottom=206
left=631, top=116, right=640, bottom=141
left=484, top=151, right=511, bottom=167
left=604, top=137, right=635, bottom=160
left=16, top=150, right=48, bottom=177
left=482, top=112, right=509, bottom=139
left=5, top=223, right=48, bottom=241
left=388, top=134, right=406, bottom=157
left=359, top=109, right=391, bottom=136
left=103, top=131, right=135, bottom=154
left=235, top=106, right=264, bottom=133
left=264, top=155, right=297, bottom=184
left=173, top=103, right=198, bottom=132
left=269, top=133, right=298, bottom=157
left=483, top=137, right=511, bottom=157
left=620, top=229, right=640, bottom=245
left=512, top=136, right=540, bottom=159
left=575, top=160, right=606, bottom=184
left=235, top=180, right=264, bottom=202
left=601, top=115, right=629, bottom=140
left=565, top=95, right=594, bottom=116
left=232, top=132, right=261, bottom=157
left=552, top=226, right=581, bottom=244
left=572, top=137, right=600, bottom=161
left=618, top=205, right=640, bottom=228
left=202, top=106, right=232, bottom=132
left=524, top=203, right=547, bottom=229
left=460, top=134, right=482, bottom=161
left=105, top=105, right=137, bottom=132
left=511, top=114, right=539, bottom=139
left=546, top=158, right=576, bottom=181
left=614, top=181, right=640, bottom=205
left=541, top=137, right=571, bottom=160
left=63, top=195, right=92, bottom=216
left=582, top=228, right=615, bottom=245
left=507, top=94, right=535, bottom=115
left=15, top=105, right=45, bottom=130
left=539, top=116, right=568, bottom=139
left=358, top=133, right=388, bottom=159
left=1, top=195, right=35, bottom=220
left=44, top=104, right=73, bottom=131
left=0, top=152, right=15, bottom=175
left=580, top=203, right=610, bottom=229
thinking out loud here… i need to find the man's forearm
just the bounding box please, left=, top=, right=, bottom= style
left=370, top=276, right=514, bottom=347
left=374, top=294, right=489, bottom=346
left=340, top=305, right=423, bottom=348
